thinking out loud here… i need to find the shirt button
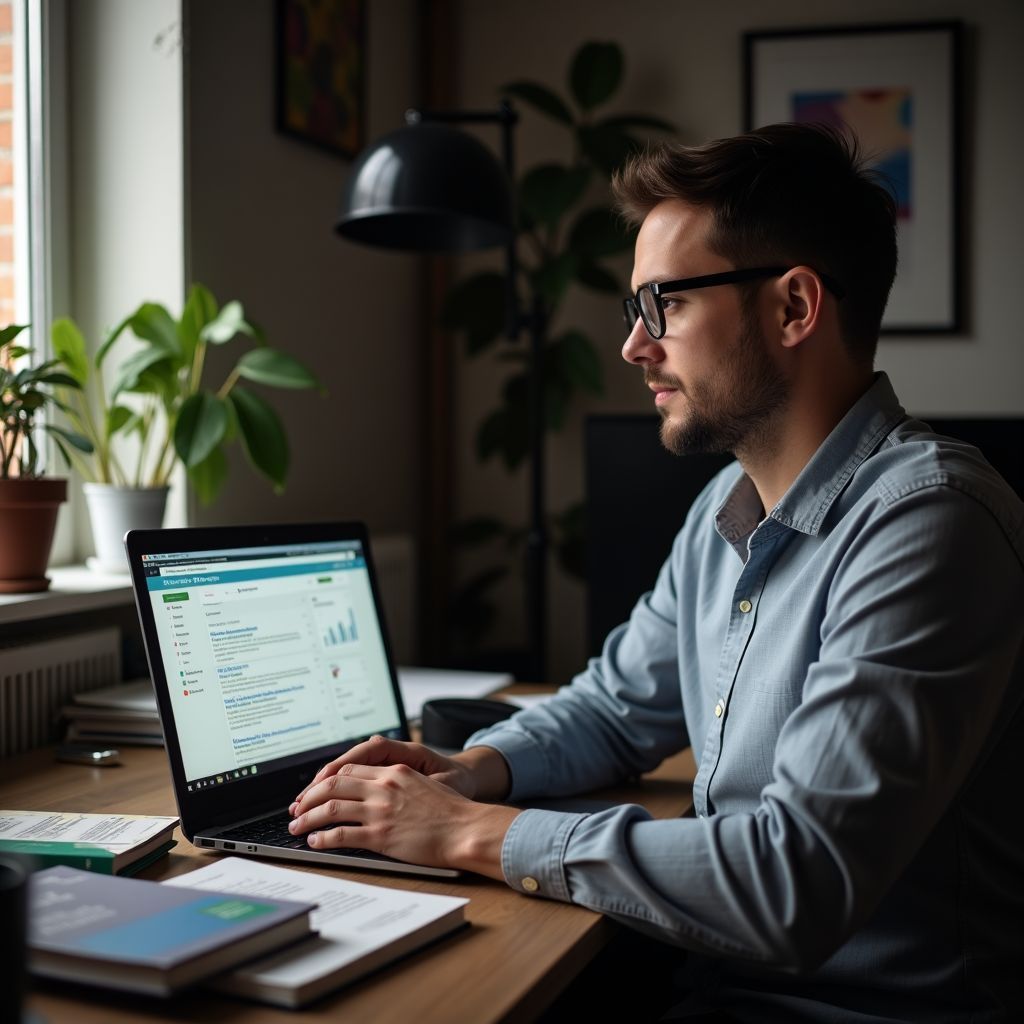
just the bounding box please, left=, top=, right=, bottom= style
left=521, top=876, right=539, bottom=893
left=738, top=599, right=752, bottom=613
left=714, top=700, right=725, bottom=718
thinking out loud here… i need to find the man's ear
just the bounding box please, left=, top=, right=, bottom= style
left=775, top=267, right=825, bottom=350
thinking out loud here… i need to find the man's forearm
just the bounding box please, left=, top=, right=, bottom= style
left=452, top=745, right=512, bottom=802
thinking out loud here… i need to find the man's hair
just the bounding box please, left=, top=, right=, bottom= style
left=612, top=123, right=898, bottom=362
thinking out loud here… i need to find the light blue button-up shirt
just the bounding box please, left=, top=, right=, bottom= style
left=468, top=374, right=1024, bottom=1021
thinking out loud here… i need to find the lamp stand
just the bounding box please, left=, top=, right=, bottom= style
left=410, top=103, right=547, bottom=680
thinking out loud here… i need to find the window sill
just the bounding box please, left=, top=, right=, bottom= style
left=0, top=565, right=134, bottom=625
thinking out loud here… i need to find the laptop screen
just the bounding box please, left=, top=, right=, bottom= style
left=140, top=537, right=404, bottom=787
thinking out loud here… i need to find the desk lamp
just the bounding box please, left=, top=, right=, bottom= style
left=335, top=103, right=549, bottom=680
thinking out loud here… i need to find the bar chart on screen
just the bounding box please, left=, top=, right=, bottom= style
left=316, top=604, right=360, bottom=647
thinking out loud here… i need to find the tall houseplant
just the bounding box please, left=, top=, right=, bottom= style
left=0, top=323, right=93, bottom=591
left=52, top=284, right=321, bottom=570
left=441, top=42, right=671, bottom=654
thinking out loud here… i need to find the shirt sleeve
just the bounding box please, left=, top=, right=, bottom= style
left=466, top=523, right=693, bottom=800
left=490, top=484, right=1024, bottom=971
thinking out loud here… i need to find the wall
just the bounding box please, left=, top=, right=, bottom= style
left=184, top=0, right=422, bottom=541
left=453, top=0, right=1024, bottom=681
left=66, top=0, right=186, bottom=554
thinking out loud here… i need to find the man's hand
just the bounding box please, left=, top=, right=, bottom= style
left=291, top=735, right=478, bottom=811
left=287, top=760, right=520, bottom=878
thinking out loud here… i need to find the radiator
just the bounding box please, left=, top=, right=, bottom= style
left=0, top=627, right=122, bottom=756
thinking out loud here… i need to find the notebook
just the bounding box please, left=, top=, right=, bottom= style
left=124, top=522, right=458, bottom=879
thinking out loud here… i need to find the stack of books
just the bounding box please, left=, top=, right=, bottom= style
left=61, top=678, right=163, bottom=746
left=25, top=858, right=468, bottom=1003
left=28, top=865, right=316, bottom=996
left=0, top=810, right=178, bottom=875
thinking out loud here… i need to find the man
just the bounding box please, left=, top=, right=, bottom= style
left=290, top=124, right=1024, bottom=1020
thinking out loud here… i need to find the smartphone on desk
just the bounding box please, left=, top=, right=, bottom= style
left=55, top=744, right=121, bottom=767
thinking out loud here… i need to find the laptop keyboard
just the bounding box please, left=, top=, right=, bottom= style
left=218, top=811, right=381, bottom=859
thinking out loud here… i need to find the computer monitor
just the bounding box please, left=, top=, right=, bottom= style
left=584, top=414, right=1024, bottom=658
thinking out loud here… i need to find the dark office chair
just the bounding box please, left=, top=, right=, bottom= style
left=584, top=414, right=1024, bottom=658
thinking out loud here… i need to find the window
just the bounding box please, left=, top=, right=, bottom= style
left=4, top=0, right=73, bottom=562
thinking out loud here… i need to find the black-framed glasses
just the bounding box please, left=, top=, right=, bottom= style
left=622, top=266, right=846, bottom=339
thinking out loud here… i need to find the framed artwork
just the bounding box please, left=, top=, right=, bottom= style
left=275, top=0, right=366, bottom=158
left=744, top=22, right=963, bottom=334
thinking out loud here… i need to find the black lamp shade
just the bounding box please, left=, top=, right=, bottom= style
left=335, top=122, right=514, bottom=251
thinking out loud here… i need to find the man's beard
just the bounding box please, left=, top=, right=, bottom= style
left=650, top=308, right=790, bottom=458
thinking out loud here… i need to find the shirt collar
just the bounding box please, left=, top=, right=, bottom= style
left=715, top=372, right=907, bottom=552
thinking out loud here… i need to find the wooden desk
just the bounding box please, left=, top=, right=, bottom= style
left=3, top=739, right=694, bottom=1023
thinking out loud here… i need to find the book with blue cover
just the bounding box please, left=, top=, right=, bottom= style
left=27, top=865, right=315, bottom=996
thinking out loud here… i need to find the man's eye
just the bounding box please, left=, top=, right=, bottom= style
left=661, top=296, right=682, bottom=311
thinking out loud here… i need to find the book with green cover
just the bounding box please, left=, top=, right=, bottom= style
left=0, top=810, right=178, bottom=874
left=0, top=838, right=177, bottom=875
left=28, top=865, right=316, bottom=996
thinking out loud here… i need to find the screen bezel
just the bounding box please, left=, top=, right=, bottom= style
left=124, top=521, right=410, bottom=840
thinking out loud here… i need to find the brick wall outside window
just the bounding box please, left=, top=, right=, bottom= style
left=0, top=0, right=13, bottom=328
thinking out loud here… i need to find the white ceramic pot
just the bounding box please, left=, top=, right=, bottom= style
left=83, top=483, right=170, bottom=574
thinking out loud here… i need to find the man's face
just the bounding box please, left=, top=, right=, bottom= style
left=622, top=200, right=790, bottom=458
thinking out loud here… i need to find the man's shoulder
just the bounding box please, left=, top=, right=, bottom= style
left=855, top=418, right=1024, bottom=549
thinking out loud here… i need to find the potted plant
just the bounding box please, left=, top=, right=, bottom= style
left=441, top=41, right=672, bottom=657
left=0, top=323, right=93, bottom=592
left=51, top=284, right=321, bottom=572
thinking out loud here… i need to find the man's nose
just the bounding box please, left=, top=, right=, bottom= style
left=622, top=317, right=663, bottom=365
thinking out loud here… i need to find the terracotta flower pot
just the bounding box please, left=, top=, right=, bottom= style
left=0, top=477, right=67, bottom=593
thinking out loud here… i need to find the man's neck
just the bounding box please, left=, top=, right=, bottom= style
left=739, top=369, right=875, bottom=515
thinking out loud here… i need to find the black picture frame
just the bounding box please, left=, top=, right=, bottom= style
left=744, top=21, right=964, bottom=334
left=275, top=0, right=366, bottom=159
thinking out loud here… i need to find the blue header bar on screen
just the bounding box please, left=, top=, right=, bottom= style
left=146, top=558, right=367, bottom=591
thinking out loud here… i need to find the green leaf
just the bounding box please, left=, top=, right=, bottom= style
left=178, top=283, right=218, bottom=363
left=19, top=391, right=45, bottom=411
left=544, top=374, right=570, bottom=430
left=188, top=445, right=229, bottom=505
left=568, top=206, right=634, bottom=259
left=500, top=81, right=573, bottom=124
left=228, top=386, right=288, bottom=489
left=130, top=303, right=182, bottom=358
left=551, top=330, right=604, bottom=396
left=0, top=323, right=29, bottom=348
left=531, top=251, right=578, bottom=306
left=578, top=123, right=641, bottom=175
left=35, top=371, right=83, bottom=389
left=105, top=405, right=134, bottom=436
left=94, top=314, right=135, bottom=367
left=519, top=164, right=591, bottom=230
left=236, top=348, right=319, bottom=389
left=576, top=260, right=621, bottom=293
left=200, top=300, right=247, bottom=344
left=451, top=517, right=507, bottom=546
left=111, top=348, right=173, bottom=398
left=440, top=272, right=509, bottom=355
left=476, top=402, right=529, bottom=470
left=551, top=500, right=587, bottom=579
left=51, top=319, right=90, bottom=385
left=45, top=423, right=94, bottom=454
left=569, top=42, right=624, bottom=111
left=173, top=392, right=229, bottom=468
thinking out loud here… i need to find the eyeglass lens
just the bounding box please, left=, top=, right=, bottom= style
left=638, top=287, right=662, bottom=337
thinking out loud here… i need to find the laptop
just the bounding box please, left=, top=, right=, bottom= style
left=124, top=521, right=459, bottom=879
